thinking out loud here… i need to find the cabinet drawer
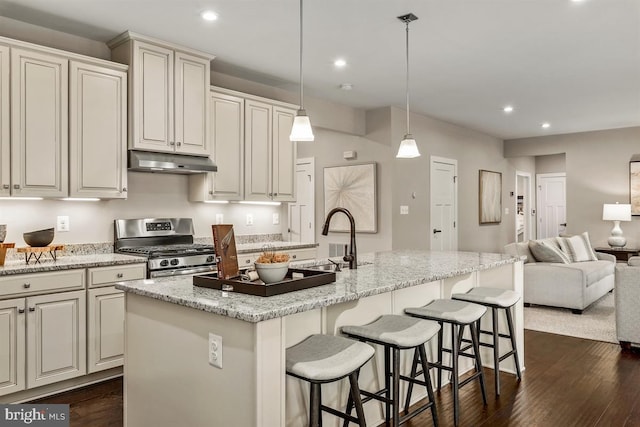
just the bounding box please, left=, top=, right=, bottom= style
left=0, top=270, right=85, bottom=298
left=88, top=264, right=146, bottom=287
left=289, top=248, right=317, bottom=261
left=237, top=253, right=258, bottom=268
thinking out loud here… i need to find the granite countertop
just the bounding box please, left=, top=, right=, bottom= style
left=0, top=253, right=146, bottom=276
left=115, top=250, right=520, bottom=323
left=235, top=241, right=318, bottom=254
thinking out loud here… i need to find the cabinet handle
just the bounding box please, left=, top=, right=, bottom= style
left=13, top=184, right=20, bottom=190
left=23, top=283, right=30, bottom=289
left=169, top=141, right=176, bottom=146
left=292, top=254, right=297, bottom=259
left=176, top=141, right=182, bottom=146
left=122, top=187, right=127, bottom=192
left=117, top=273, right=124, bottom=278
left=2, top=184, right=8, bottom=189
left=209, top=191, right=213, bottom=195
left=268, top=192, right=273, bottom=197
left=245, top=259, right=251, bottom=264
left=274, top=193, right=278, bottom=196
left=18, top=308, right=25, bottom=314
left=28, top=307, right=35, bottom=312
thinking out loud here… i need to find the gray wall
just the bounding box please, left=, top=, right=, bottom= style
left=505, top=127, right=640, bottom=248
left=536, top=153, right=566, bottom=174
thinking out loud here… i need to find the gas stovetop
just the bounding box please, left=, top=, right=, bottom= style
left=118, top=243, right=215, bottom=258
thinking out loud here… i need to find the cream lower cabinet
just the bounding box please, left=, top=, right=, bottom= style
left=26, top=290, right=86, bottom=389
left=245, top=100, right=296, bottom=202
left=87, top=287, right=124, bottom=373
left=0, top=298, right=26, bottom=396
left=0, top=45, right=9, bottom=196
left=237, top=247, right=317, bottom=268
left=69, top=61, right=128, bottom=199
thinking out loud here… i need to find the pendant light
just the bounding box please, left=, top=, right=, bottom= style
left=396, top=13, right=420, bottom=158
left=289, top=0, right=314, bottom=142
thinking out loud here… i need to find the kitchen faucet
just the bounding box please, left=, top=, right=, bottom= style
left=321, top=207, right=357, bottom=269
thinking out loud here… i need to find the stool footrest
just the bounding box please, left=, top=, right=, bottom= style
left=499, top=349, right=517, bottom=363
left=459, top=371, right=483, bottom=388
left=320, top=404, right=360, bottom=424
left=359, top=388, right=392, bottom=405
left=479, top=329, right=513, bottom=340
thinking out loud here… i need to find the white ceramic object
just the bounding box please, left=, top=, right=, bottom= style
left=0, top=224, right=5, bottom=243
left=254, top=261, right=290, bottom=284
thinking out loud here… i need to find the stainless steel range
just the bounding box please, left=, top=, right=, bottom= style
left=114, top=218, right=216, bottom=278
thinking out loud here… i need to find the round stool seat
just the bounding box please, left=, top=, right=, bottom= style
left=342, top=315, right=440, bottom=348
left=452, top=287, right=520, bottom=308
left=286, top=334, right=374, bottom=382
left=405, top=299, right=486, bottom=324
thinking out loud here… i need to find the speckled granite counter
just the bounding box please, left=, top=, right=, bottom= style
left=116, top=250, right=519, bottom=323
left=235, top=241, right=318, bottom=254
left=0, top=253, right=145, bottom=276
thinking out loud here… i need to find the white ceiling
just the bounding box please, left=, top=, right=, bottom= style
left=1, top=0, right=639, bottom=140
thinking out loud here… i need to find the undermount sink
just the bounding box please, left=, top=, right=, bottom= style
left=306, top=263, right=345, bottom=272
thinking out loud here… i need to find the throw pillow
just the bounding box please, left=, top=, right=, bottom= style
left=528, top=239, right=571, bottom=263
left=557, top=232, right=598, bottom=262
left=628, top=256, right=640, bottom=267
left=515, top=242, right=535, bottom=263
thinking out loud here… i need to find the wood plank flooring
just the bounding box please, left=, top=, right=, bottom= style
left=31, top=330, right=640, bottom=427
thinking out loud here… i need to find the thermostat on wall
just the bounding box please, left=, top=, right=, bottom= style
left=343, top=150, right=357, bottom=160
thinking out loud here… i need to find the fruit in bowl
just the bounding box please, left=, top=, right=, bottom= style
left=254, top=250, right=290, bottom=284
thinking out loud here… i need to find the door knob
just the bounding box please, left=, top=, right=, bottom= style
left=433, top=229, right=442, bottom=234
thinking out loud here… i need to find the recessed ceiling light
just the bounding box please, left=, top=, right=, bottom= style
left=541, top=122, right=551, bottom=129
left=339, top=83, right=353, bottom=90
left=201, top=10, right=218, bottom=21
left=503, top=105, right=514, bottom=113
left=334, top=59, right=347, bottom=68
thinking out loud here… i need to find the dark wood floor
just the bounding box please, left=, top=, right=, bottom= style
left=32, top=330, right=640, bottom=427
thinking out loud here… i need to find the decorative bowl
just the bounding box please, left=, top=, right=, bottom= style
left=23, top=228, right=55, bottom=247
left=254, top=261, right=290, bottom=284
left=0, top=224, right=6, bottom=243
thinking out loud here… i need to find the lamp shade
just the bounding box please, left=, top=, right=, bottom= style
left=396, top=134, right=420, bottom=158
left=289, top=109, right=314, bottom=142
left=602, top=203, right=631, bottom=221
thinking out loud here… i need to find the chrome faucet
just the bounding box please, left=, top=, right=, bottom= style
left=321, top=207, right=357, bottom=269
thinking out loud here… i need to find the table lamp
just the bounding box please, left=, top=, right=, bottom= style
left=602, top=203, right=631, bottom=248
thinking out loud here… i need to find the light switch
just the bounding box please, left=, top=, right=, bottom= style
left=400, top=205, right=409, bottom=215
left=215, top=213, right=224, bottom=224
left=246, top=214, right=254, bottom=226
left=272, top=213, right=280, bottom=225
left=57, top=216, right=70, bottom=232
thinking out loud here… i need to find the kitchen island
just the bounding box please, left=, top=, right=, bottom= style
left=116, top=250, right=523, bottom=427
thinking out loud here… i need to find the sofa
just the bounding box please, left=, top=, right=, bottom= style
left=504, top=240, right=615, bottom=314
left=614, top=257, right=640, bottom=350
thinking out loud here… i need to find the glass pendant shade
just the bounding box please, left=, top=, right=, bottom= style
left=396, top=134, right=420, bottom=158
left=290, top=109, right=314, bottom=141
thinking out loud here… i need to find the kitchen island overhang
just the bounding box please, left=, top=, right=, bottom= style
left=116, top=250, right=524, bottom=427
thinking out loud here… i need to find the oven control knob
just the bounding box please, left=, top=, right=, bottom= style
left=160, top=260, right=169, bottom=267
left=206, top=256, right=215, bottom=263
left=170, top=259, right=179, bottom=266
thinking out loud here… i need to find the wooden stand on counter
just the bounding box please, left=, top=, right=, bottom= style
left=0, top=243, right=15, bottom=266
left=16, top=245, right=64, bottom=264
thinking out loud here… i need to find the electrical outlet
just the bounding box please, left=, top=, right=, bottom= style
left=57, top=216, right=70, bottom=232
left=505, top=208, right=510, bottom=215
left=272, top=213, right=280, bottom=225
left=208, top=333, right=223, bottom=369
left=246, top=214, right=254, bottom=226
left=215, top=213, right=224, bottom=224
left=400, top=205, right=409, bottom=215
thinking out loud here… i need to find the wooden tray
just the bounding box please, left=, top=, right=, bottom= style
left=0, top=243, right=15, bottom=266
left=16, top=245, right=64, bottom=264
left=193, top=268, right=337, bottom=297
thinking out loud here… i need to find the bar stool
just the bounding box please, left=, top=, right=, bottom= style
left=452, top=287, right=522, bottom=395
left=341, top=314, right=440, bottom=427
left=286, top=334, right=375, bottom=427
left=405, top=299, right=487, bottom=427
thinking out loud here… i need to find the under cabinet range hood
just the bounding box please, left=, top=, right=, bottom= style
left=128, top=150, right=217, bottom=174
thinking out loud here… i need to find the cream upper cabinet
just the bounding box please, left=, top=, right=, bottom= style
left=109, top=32, right=213, bottom=156
left=11, top=48, right=68, bottom=198
left=189, top=91, right=244, bottom=201
left=26, top=290, right=86, bottom=389
left=0, top=45, right=9, bottom=196
left=69, top=61, right=128, bottom=199
left=245, top=99, right=296, bottom=202
left=0, top=298, right=26, bottom=397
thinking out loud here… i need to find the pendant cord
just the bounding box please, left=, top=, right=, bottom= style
left=405, top=21, right=410, bottom=136
left=299, top=0, right=304, bottom=110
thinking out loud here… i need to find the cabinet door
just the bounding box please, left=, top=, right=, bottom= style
left=87, top=287, right=124, bottom=373
left=272, top=106, right=296, bottom=202
left=0, top=298, right=25, bottom=397
left=131, top=41, right=174, bottom=152
left=210, top=92, right=244, bottom=199
left=174, top=52, right=209, bottom=156
left=245, top=100, right=272, bottom=201
left=69, top=61, right=127, bottom=199
left=26, top=290, right=86, bottom=388
left=0, top=45, right=9, bottom=196
left=11, top=48, right=68, bottom=197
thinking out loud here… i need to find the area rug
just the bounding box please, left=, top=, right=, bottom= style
left=524, top=292, right=617, bottom=344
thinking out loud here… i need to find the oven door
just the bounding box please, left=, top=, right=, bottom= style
left=150, top=265, right=217, bottom=278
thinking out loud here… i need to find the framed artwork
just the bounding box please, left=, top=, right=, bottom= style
left=479, top=170, right=502, bottom=224
left=630, top=160, right=640, bottom=215
left=323, top=162, right=377, bottom=233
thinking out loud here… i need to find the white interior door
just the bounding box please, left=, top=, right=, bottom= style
left=515, top=171, right=533, bottom=242
left=288, top=158, right=315, bottom=243
left=430, top=156, right=458, bottom=251
left=536, top=173, right=567, bottom=239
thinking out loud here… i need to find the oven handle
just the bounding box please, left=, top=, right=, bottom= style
left=150, top=266, right=217, bottom=278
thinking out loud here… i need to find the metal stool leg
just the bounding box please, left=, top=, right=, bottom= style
left=492, top=307, right=501, bottom=395
left=348, top=371, right=367, bottom=427
left=391, top=348, right=401, bottom=426
left=403, top=348, right=420, bottom=414
left=469, top=322, right=488, bottom=405
left=418, top=344, right=439, bottom=427
left=437, top=322, right=444, bottom=390
left=384, top=345, right=391, bottom=425
left=452, top=323, right=460, bottom=427
left=310, top=382, right=321, bottom=427
left=505, top=305, right=522, bottom=380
